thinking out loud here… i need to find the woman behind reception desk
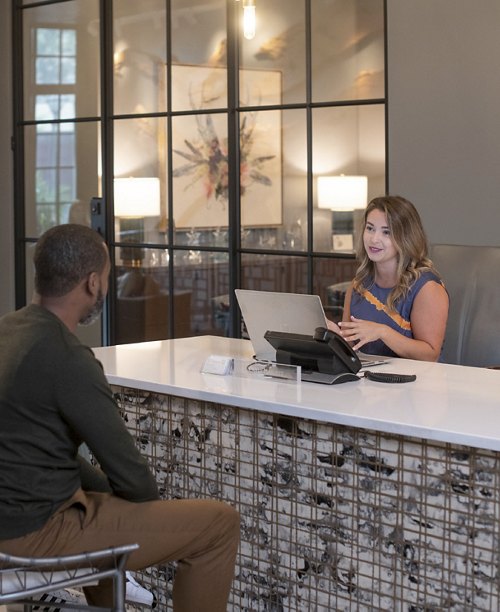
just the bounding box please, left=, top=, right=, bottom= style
left=328, top=195, right=449, bottom=361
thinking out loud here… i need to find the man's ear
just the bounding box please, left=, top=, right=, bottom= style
left=85, top=271, right=100, bottom=297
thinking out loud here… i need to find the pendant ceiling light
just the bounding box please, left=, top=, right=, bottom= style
left=236, top=0, right=256, bottom=40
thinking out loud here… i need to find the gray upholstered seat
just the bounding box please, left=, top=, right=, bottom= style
left=430, top=244, right=500, bottom=367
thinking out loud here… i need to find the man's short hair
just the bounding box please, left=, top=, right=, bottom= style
left=34, top=224, right=108, bottom=298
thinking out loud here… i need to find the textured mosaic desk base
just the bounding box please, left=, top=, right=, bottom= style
left=114, top=387, right=500, bottom=611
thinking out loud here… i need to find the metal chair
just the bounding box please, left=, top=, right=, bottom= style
left=0, top=543, right=138, bottom=611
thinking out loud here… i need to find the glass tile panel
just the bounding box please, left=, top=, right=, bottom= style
left=240, top=253, right=308, bottom=294
left=173, top=250, right=229, bottom=337
left=171, top=63, right=227, bottom=113
left=312, top=104, right=385, bottom=251
left=171, top=113, right=228, bottom=237
left=24, top=121, right=101, bottom=237
left=239, top=0, right=306, bottom=105
left=171, top=0, right=227, bottom=73
left=241, top=108, right=307, bottom=252
left=113, top=0, right=167, bottom=115
left=114, top=117, right=167, bottom=247
left=311, top=0, right=385, bottom=103
left=115, top=246, right=174, bottom=343
left=312, top=255, right=358, bottom=322
left=240, top=108, right=281, bottom=227
left=23, top=0, right=100, bottom=120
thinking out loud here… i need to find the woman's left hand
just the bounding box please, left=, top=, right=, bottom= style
left=338, top=316, right=385, bottom=351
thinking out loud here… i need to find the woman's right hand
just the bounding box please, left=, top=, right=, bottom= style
left=326, top=319, right=342, bottom=334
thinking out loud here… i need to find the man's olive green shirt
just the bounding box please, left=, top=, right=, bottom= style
left=0, top=304, right=158, bottom=540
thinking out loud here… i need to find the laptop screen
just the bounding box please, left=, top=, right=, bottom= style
left=235, top=289, right=328, bottom=361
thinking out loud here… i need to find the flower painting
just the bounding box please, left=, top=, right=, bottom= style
left=171, top=65, right=282, bottom=228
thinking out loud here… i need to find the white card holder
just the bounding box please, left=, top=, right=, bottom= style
left=201, top=355, right=234, bottom=376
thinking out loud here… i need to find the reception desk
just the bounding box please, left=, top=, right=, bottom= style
left=94, top=337, right=500, bottom=611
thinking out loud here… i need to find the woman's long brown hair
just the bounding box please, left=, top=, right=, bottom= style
left=353, top=195, right=438, bottom=312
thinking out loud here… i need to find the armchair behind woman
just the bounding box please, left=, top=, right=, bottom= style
left=430, top=244, right=500, bottom=367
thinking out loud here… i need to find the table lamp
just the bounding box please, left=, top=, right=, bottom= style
left=114, top=177, right=161, bottom=265
left=317, top=175, right=368, bottom=251
left=317, top=175, right=368, bottom=211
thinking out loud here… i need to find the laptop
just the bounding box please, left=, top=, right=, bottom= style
left=235, top=289, right=390, bottom=367
left=235, top=289, right=328, bottom=361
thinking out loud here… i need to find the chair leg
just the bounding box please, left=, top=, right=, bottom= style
left=113, top=571, right=126, bottom=612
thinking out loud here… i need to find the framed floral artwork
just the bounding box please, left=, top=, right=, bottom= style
left=171, top=64, right=282, bottom=228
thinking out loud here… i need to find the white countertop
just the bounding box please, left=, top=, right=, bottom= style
left=93, top=336, right=500, bottom=452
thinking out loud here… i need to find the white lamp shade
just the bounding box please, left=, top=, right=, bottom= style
left=317, top=175, right=368, bottom=211
left=114, top=177, right=161, bottom=217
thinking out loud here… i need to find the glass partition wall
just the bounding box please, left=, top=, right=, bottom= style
left=13, top=0, right=386, bottom=346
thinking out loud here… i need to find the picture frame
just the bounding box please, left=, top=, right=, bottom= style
left=171, top=64, right=282, bottom=229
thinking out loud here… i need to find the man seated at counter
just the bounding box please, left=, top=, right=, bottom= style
left=328, top=195, right=449, bottom=361
left=0, top=224, right=239, bottom=611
